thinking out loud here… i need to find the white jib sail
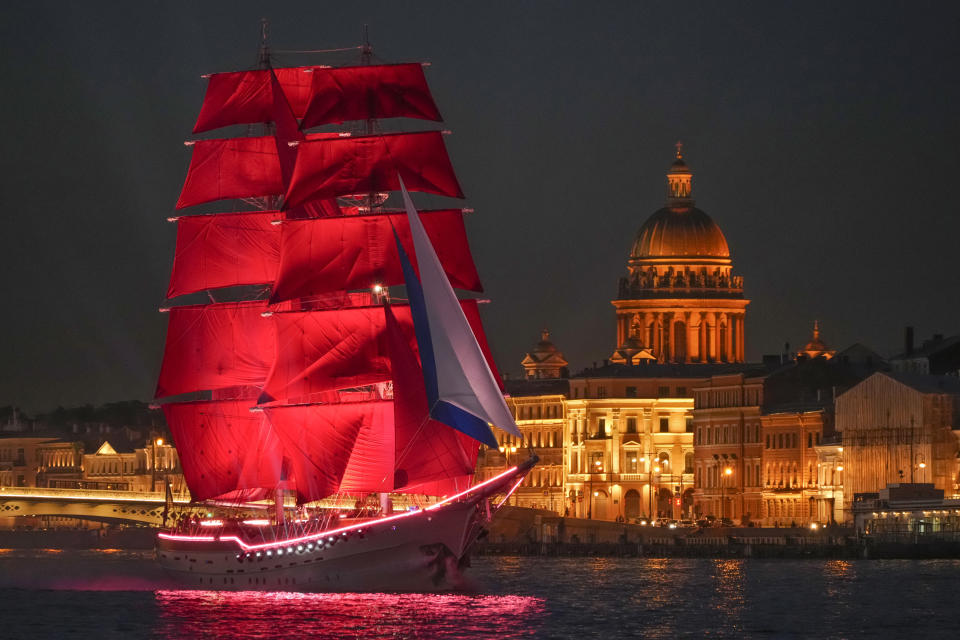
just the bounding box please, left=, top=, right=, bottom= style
left=399, top=177, right=521, bottom=438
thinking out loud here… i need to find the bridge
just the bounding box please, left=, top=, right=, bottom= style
left=0, top=486, right=191, bottom=525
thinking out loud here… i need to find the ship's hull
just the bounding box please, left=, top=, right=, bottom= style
left=156, top=459, right=533, bottom=592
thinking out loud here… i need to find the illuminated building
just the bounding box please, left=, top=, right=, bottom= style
left=0, top=437, right=82, bottom=488
left=521, top=329, right=569, bottom=379
left=612, top=147, right=748, bottom=364
left=798, top=321, right=835, bottom=360
left=83, top=439, right=183, bottom=492
left=692, top=373, right=766, bottom=523
left=814, top=439, right=845, bottom=524
left=835, top=372, right=960, bottom=517
left=476, top=333, right=568, bottom=512
left=565, top=369, right=697, bottom=521
left=759, top=409, right=826, bottom=525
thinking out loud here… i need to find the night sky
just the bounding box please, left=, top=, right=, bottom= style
left=3, top=1, right=959, bottom=413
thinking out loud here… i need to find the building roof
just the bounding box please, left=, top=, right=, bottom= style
left=880, top=371, right=960, bottom=395
left=504, top=378, right=570, bottom=398
left=891, top=334, right=960, bottom=360
left=573, top=362, right=769, bottom=380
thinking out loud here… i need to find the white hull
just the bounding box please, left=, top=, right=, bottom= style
left=156, top=460, right=533, bottom=592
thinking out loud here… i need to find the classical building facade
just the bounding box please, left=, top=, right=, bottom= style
left=565, top=370, right=698, bottom=520
left=521, top=330, right=569, bottom=380
left=692, top=373, right=766, bottom=523
left=759, top=409, right=826, bottom=525
left=612, top=149, right=749, bottom=365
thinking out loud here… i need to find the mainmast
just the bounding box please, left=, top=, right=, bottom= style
left=258, top=18, right=271, bottom=69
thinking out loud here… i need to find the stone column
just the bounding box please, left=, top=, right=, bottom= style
left=698, top=313, right=707, bottom=362
left=666, top=312, right=675, bottom=362
left=723, top=313, right=732, bottom=363
left=707, top=311, right=719, bottom=362
left=654, top=312, right=663, bottom=361
left=737, top=314, right=745, bottom=361
left=685, top=312, right=695, bottom=363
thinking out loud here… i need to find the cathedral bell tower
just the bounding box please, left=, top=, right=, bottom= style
left=611, top=146, right=749, bottom=364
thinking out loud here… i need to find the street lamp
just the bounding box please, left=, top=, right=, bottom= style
left=152, top=438, right=164, bottom=492
left=649, top=464, right=661, bottom=520
left=589, top=458, right=602, bottom=519
left=721, top=466, right=733, bottom=523
left=498, top=444, right=519, bottom=504
left=915, top=455, right=926, bottom=483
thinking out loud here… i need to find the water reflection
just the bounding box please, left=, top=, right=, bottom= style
left=154, top=590, right=546, bottom=639
left=709, top=559, right=745, bottom=632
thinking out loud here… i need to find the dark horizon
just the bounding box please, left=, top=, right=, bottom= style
left=2, top=2, right=959, bottom=413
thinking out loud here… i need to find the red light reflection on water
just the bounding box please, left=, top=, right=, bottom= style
left=154, top=590, right=545, bottom=639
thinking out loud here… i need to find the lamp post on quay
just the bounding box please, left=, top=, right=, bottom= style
left=721, top=465, right=733, bottom=523
left=152, top=438, right=164, bottom=493
left=499, top=444, right=518, bottom=505
left=648, top=464, right=661, bottom=520
left=589, top=458, right=602, bottom=519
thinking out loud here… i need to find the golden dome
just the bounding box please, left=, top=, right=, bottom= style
left=630, top=147, right=730, bottom=261
left=631, top=206, right=730, bottom=260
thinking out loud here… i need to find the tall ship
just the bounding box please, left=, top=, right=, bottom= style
left=154, top=26, right=535, bottom=591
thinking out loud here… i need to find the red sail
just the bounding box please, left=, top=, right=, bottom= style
left=263, top=401, right=395, bottom=503
left=176, top=136, right=284, bottom=209
left=300, top=63, right=441, bottom=129
left=270, top=210, right=482, bottom=303
left=385, top=304, right=477, bottom=496
left=260, top=300, right=498, bottom=404
left=162, top=400, right=285, bottom=501
left=166, top=211, right=280, bottom=298
left=193, top=67, right=316, bottom=133
left=259, top=305, right=414, bottom=405
left=155, top=301, right=275, bottom=398
left=284, top=131, right=464, bottom=208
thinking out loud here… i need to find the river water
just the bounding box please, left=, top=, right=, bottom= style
left=0, top=549, right=958, bottom=639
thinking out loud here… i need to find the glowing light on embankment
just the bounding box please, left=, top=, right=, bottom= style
left=158, top=465, right=522, bottom=552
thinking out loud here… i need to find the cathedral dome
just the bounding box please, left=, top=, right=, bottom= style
left=631, top=206, right=730, bottom=260
left=630, top=146, right=730, bottom=261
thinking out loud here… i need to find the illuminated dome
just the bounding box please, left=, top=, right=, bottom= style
left=631, top=206, right=730, bottom=260
left=613, top=144, right=749, bottom=366
left=630, top=148, right=730, bottom=262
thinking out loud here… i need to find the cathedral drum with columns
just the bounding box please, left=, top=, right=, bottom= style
left=612, top=148, right=749, bottom=365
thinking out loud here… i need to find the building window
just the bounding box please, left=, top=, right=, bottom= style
left=626, top=417, right=637, bottom=433
left=685, top=417, right=694, bottom=433
left=625, top=454, right=638, bottom=473
left=626, top=386, right=637, bottom=398
left=597, top=386, right=606, bottom=399
left=765, top=434, right=770, bottom=449
left=659, top=417, right=669, bottom=433
left=696, top=427, right=702, bottom=445
left=658, top=386, right=670, bottom=397
left=596, top=418, right=606, bottom=437
left=590, top=452, right=604, bottom=472
left=677, top=386, right=687, bottom=397
left=684, top=452, right=694, bottom=474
